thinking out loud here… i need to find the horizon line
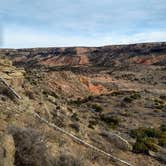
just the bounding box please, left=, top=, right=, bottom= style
left=1, top=41, right=166, bottom=50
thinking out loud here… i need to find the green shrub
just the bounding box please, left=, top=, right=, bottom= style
left=154, top=99, right=164, bottom=105
left=71, top=113, right=79, bottom=121
left=70, top=96, right=94, bottom=106
left=69, top=123, right=80, bottom=132
left=88, top=120, right=98, bottom=129
left=9, top=127, right=53, bottom=166
left=144, top=138, right=159, bottom=152
left=123, top=97, right=133, bottom=103
left=130, top=127, right=147, bottom=138
left=144, top=128, right=161, bottom=138
left=91, top=104, right=103, bottom=113
left=25, top=90, right=35, bottom=99
left=154, top=99, right=166, bottom=109
left=160, top=124, right=166, bottom=132
left=100, top=114, right=120, bottom=129
left=158, top=131, right=166, bottom=148
left=111, top=91, right=123, bottom=96
left=158, top=138, right=166, bottom=148
left=42, top=89, right=59, bottom=98
left=133, top=137, right=158, bottom=154
left=131, top=126, right=166, bottom=154
left=130, top=127, right=161, bottom=139
left=54, top=154, right=84, bottom=166
left=130, top=93, right=141, bottom=99
left=160, top=95, right=166, bottom=100
left=133, top=141, right=149, bottom=154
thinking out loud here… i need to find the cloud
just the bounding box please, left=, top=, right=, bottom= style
left=2, top=25, right=166, bottom=48
left=0, top=0, right=166, bottom=47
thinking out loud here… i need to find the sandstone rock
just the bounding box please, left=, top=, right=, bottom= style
left=0, top=59, right=12, bottom=67
left=0, top=57, right=25, bottom=87
left=0, top=119, right=8, bottom=132
left=0, top=134, right=15, bottom=166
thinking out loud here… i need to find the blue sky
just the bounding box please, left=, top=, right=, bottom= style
left=0, top=0, right=166, bottom=48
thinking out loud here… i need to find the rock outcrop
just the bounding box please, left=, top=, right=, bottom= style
left=0, top=134, right=15, bottom=166
left=0, top=58, right=25, bottom=87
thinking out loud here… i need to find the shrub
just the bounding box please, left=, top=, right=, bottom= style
left=88, top=120, right=98, bottom=129
left=160, top=95, right=166, bottom=100
left=91, top=104, right=103, bottom=113
left=24, top=90, right=35, bottom=99
left=0, top=86, right=17, bottom=101
left=160, top=124, right=166, bottom=132
left=130, top=127, right=147, bottom=138
left=87, top=95, right=94, bottom=101
left=130, top=127, right=161, bottom=139
left=158, top=138, right=166, bottom=148
left=122, top=92, right=141, bottom=104
left=123, top=97, right=133, bottom=103
left=144, top=128, right=161, bottom=138
left=9, top=127, right=53, bottom=166
left=111, top=91, right=123, bottom=96
left=100, top=114, right=120, bottom=129
left=54, top=154, right=83, bottom=166
left=69, top=123, right=80, bottom=132
left=154, top=99, right=166, bottom=109
left=53, top=115, right=65, bottom=127
left=133, top=141, right=149, bottom=154
left=130, top=93, right=141, bottom=99
left=42, top=89, right=59, bottom=98
left=131, top=126, right=166, bottom=154
left=71, top=98, right=82, bottom=106
left=154, top=99, right=164, bottom=105
left=71, top=96, right=94, bottom=106
left=144, top=138, right=159, bottom=152
left=71, top=113, right=79, bottom=121
left=133, top=137, right=158, bottom=154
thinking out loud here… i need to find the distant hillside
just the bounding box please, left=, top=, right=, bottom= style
left=0, top=42, right=166, bottom=67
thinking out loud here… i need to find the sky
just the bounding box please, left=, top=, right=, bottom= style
left=0, top=0, right=166, bottom=48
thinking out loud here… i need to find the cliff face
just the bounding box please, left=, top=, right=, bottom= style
left=0, top=42, right=166, bottom=67
left=0, top=58, right=25, bottom=87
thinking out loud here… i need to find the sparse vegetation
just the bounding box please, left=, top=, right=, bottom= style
left=100, top=114, right=121, bottom=129
left=131, top=125, right=166, bottom=154
left=54, top=154, right=84, bottom=166
left=88, top=120, right=98, bottom=129
left=71, top=113, right=79, bottom=121
left=160, top=124, right=166, bottom=132
left=91, top=104, right=103, bottom=113
left=160, top=95, right=166, bottom=100
left=43, top=89, right=59, bottom=99
left=24, top=90, right=35, bottom=99
left=69, top=123, right=80, bottom=132
left=123, top=97, right=133, bottom=103
left=1, top=43, right=166, bottom=166
left=130, top=93, right=141, bottom=99
left=9, top=127, right=53, bottom=166
left=153, top=98, right=166, bottom=110
left=0, top=86, right=17, bottom=101
left=122, top=92, right=141, bottom=103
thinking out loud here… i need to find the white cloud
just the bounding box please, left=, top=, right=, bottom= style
left=2, top=25, right=166, bottom=48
